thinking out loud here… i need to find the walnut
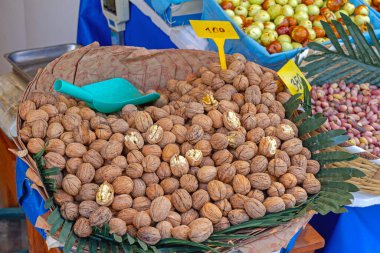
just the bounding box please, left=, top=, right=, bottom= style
left=263, top=197, right=286, bottom=213
left=212, top=149, right=233, bottom=166
left=110, top=176, right=133, bottom=195
left=74, top=217, right=92, bottom=237
left=133, top=211, right=152, bottom=228
left=61, top=113, right=81, bottom=131
left=247, top=189, right=265, bottom=202
left=286, top=186, right=308, bottom=204
left=228, top=209, right=249, bottom=225
left=145, top=184, right=164, bottom=200
left=60, top=202, right=79, bottom=221
left=250, top=155, right=268, bottom=173
left=179, top=174, right=198, bottom=193
left=300, top=147, right=312, bottom=159
left=257, top=104, right=269, bottom=114
left=162, top=143, right=180, bottom=162
left=244, top=198, right=266, bottom=219
left=25, top=109, right=49, bottom=124
left=206, top=180, right=226, bottom=201
left=306, top=160, right=321, bottom=174
left=77, top=183, right=99, bottom=201
left=148, top=196, right=171, bottom=222
left=156, top=118, right=173, bottom=131
left=235, top=143, right=256, bottom=161
left=279, top=173, right=298, bottom=189
left=247, top=127, right=265, bottom=144
left=229, top=194, right=247, bottom=209
left=268, top=113, right=281, bottom=127
left=219, top=69, right=237, bottom=83
left=276, top=124, right=295, bottom=141
left=281, top=194, right=296, bottom=209
left=100, top=140, right=123, bottom=160
left=20, top=126, right=32, bottom=143
left=124, top=163, right=144, bottom=179
left=30, top=120, right=48, bottom=139
left=171, top=189, right=192, bottom=213
left=171, top=124, right=188, bottom=144
left=244, top=85, right=261, bottom=105
left=27, top=138, right=45, bottom=154
left=191, top=189, right=210, bottom=210
left=214, top=199, right=231, bottom=216
left=232, top=175, right=251, bottom=195
left=76, top=163, right=95, bottom=183
left=267, top=158, right=287, bottom=177
left=45, top=139, right=65, bottom=156
left=217, top=163, right=236, bottom=183
left=207, top=110, right=223, bottom=129
left=88, top=139, right=106, bottom=153
left=95, top=165, right=123, bottom=183
left=186, top=124, right=204, bottom=144
left=134, top=111, right=153, bottom=132
left=109, top=218, right=127, bottom=236
left=201, top=94, right=219, bottom=112
left=133, top=196, right=152, bottom=211
left=227, top=131, right=246, bottom=148
left=275, top=150, right=291, bottom=167
left=276, top=92, right=292, bottom=104
left=170, top=155, right=189, bottom=177
left=79, top=200, right=99, bottom=218
left=137, top=226, right=161, bottom=245
left=181, top=209, right=199, bottom=225
left=95, top=181, right=114, bottom=206
left=213, top=217, right=230, bottom=232
left=156, top=162, right=172, bottom=180
left=303, top=173, right=321, bottom=194
left=156, top=221, right=173, bottom=239
left=188, top=218, right=213, bottom=243
left=62, top=174, right=81, bottom=196
left=210, top=133, right=228, bottom=150
left=184, top=149, right=203, bottom=167
left=265, top=126, right=276, bottom=136
left=160, top=177, right=179, bottom=194
left=200, top=203, right=222, bottom=224
left=89, top=206, right=112, bottom=227
left=65, top=143, right=87, bottom=158
left=117, top=208, right=138, bottom=225
left=289, top=166, right=307, bottom=184
left=124, top=130, right=144, bottom=150
left=197, top=166, right=217, bottom=183
left=259, top=136, right=277, bottom=157
left=145, top=124, right=163, bottom=144
left=165, top=211, right=182, bottom=227
left=281, top=138, right=303, bottom=156
left=53, top=190, right=73, bottom=205
left=171, top=225, right=190, bottom=240
left=255, top=113, right=271, bottom=129
left=141, top=155, right=160, bottom=173
left=112, top=194, right=133, bottom=211
left=19, top=100, right=36, bottom=120
left=267, top=182, right=286, bottom=197
left=247, top=173, right=271, bottom=190
left=192, top=114, right=213, bottom=133
left=184, top=102, right=203, bottom=119
left=222, top=111, right=241, bottom=131
left=142, top=145, right=162, bottom=158
left=44, top=152, right=65, bottom=169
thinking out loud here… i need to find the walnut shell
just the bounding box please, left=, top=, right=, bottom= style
left=279, top=173, right=298, bottom=189
left=232, top=160, right=250, bottom=176
left=79, top=200, right=99, bottom=218
left=188, top=218, right=213, bottom=243
left=215, top=199, right=232, bottom=216
left=230, top=194, right=249, bottom=209
left=263, top=197, right=286, bottom=213
left=289, top=166, right=307, bottom=184
left=89, top=206, right=112, bottom=227
left=133, top=196, right=151, bottom=211
left=112, top=176, right=134, bottom=194
left=150, top=196, right=172, bottom=222
left=250, top=155, right=268, bottom=173
left=191, top=189, right=210, bottom=210
left=306, top=160, right=320, bottom=174
left=100, top=140, right=123, bottom=160
left=247, top=189, right=265, bottom=202
left=156, top=221, right=173, bottom=239
left=171, top=189, right=192, bottom=213
left=213, top=217, right=230, bottom=232
left=170, top=155, right=189, bottom=177
left=95, top=165, right=123, bottom=183
left=232, top=175, right=251, bottom=195
left=247, top=173, right=271, bottom=190
left=117, top=208, right=138, bottom=225
left=27, top=138, right=45, bottom=154
left=65, top=143, right=87, bottom=158
left=146, top=183, right=164, bottom=200
left=62, top=174, right=81, bottom=196
left=180, top=174, right=198, bottom=193
left=181, top=209, right=199, bottom=226
left=96, top=181, right=114, bottom=206
left=134, top=111, right=153, bottom=132
left=160, top=177, right=179, bottom=195
left=286, top=186, right=308, bottom=204
left=197, top=166, right=217, bottom=183
left=61, top=113, right=81, bottom=131
left=112, top=194, right=133, bottom=211
left=276, top=124, right=295, bottom=141
left=171, top=225, right=190, bottom=240
left=281, top=194, right=296, bottom=209
left=44, top=152, right=66, bottom=169
left=124, top=130, right=144, bottom=150
left=200, top=203, right=222, bottom=224
left=281, top=138, right=303, bottom=156
left=247, top=127, right=265, bottom=144
left=109, top=218, right=127, bottom=236
left=60, top=202, right=79, bottom=221
left=267, top=182, right=286, bottom=197
left=133, top=211, right=152, bottom=228
left=207, top=180, right=227, bottom=201
left=244, top=198, right=266, bottom=219
left=53, top=189, right=73, bottom=205
left=268, top=158, right=287, bottom=177
left=76, top=163, right=95, bottom=183
left=77, top=183, right=99, bottom=201
left=228, top=209, right=249, bottom=225
left=74, top=217, right=92, bottom=237
left=137, top=226, right=161, bottom=245
left=19, top=100, right=36, bottom=120
left=162, top=143, right=180, bottom=162
left=165, top=211, right=182, bottom=227
left=303, top=173, right=321, bottom=194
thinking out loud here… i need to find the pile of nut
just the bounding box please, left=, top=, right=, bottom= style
left=18, top=54, right=321, bottom=245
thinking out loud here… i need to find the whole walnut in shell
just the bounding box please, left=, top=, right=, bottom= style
left=137, top=226, right=161, bottom=245
left=170, top=155, right=189, bottom=177
left=267, top=182, right=286, bottom=197
left=306, top=160, right=320, bottom=174
left=208, top=180, right=227, bottom=201
left=109, top=218, right=127, bottom=236
left=267, top=158, right=287, bottom=177
left=77, top=183, right=99, bottom=201
left=76, top=163, right=95, bottom=183
left=133, top=211, right=152, bottom=228
left=180, top=174, right=198, bottom=193
left=19, top=100, right=36, bottom=120
left=133, top=196, right=152, bottom=211
left=145, top=183, right=164, bottom=200
left=100, top=140, right=123, bottom=160
left=60, top=202, right=79, bottom=221
left=188, top=218, right=213, bottom=243
left=156, top=221, right=173, bottom=239
left=171, top=189, right=192, bottom=213
left=112, top=194, right=133, bottom=211
left=124, top=130, right=144, bottom=150
left=247, top=189, right=265, bottom=202
left=250, top=155, right=268, bottom=173
left=117, top=208, right=138, bottom=225
left=200, top=203, right=222, bottom=224
left=46, top=139, right=65, bottom=156
left=160, top=177, right=179, bottom=195
left=215, top=199, right=232, bottom=216
left=27, top=138, right=45, bottom=154
left=79, top=200, right=99, bottom=218
left=134, top=111, right=153, bottom=132
left=150, top=196, right=172, bottom=222
left=279, top=173, right=298, bottom=189
left=197, top=166, right=217, bottom=183
left=171, top=225, right=190, bottom=240
left=247, top=173, right=271, bottom=190
left=228, top=209, right=250, bottom=225
left=89, top=206, right=112, bottom=227
left=181, top=209, right=199, bottom=225
left=112, top=176, right=134, bottom=194
left=65, top=143, right=87, bottom=158
left=286, top=186, right=308, bottom=204
left=62, top=174, right=82, bottom=196
left=303, top=173, right=321, bottom=194
left=281, top=138, right=303, bottom=156
left=232, top=175, right=251, bottom=195
left=74, top=217, right=92, bottom=237
left=263, top=197, right=286, bottom=213
left=281, top=194, right=296, bottom=209
left=44, top=152, right=66, bottom=170
left=214, top=217, right=230, bottom=232
left=275, top=124, right=295, bottom=141
left=230, top=194, right=249, bottom=209
left=244, top=198, right=266, bottom=219
left=192, top=189, right=210, bottom=210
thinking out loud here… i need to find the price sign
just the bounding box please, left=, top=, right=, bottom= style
left=277, top=60, right=311, bottom=98
left=190, top=20, right=239, bottom=70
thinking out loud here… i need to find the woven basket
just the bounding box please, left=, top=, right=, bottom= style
left=13, top=43, right=316, bottom=253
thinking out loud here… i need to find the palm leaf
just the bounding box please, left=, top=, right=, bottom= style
left=298, top=14, right=380, bottom=86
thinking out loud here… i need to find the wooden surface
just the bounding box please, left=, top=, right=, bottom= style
left=291, top=224, right=325, bottom=253
left=0, top=129, right=17, bottom=207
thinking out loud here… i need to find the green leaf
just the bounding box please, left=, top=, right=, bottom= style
left=321, top=181, right=359, bottom=192
left=34, top=145, right=46, bottom=160
left=113, top=234, right=122, bottom=243
left=306, top=135, right=350, bottom=152
left=318, top=191, right=353, bottom=204
left=50, top=216, right=64, bottom=236
left=63, top=232, right=77, bottom=253
left=76, top=238, right=87, bottom=253
left=137, top=239, right=148, bottom=251
left=89, top=239, right=98, bottom=253
left=47, top=208, right=60, bottom=225
left=317, top=167, right=365, bottom=180
left=333, top=207, right=348, bottom=214
left=44, top=197, right=54, bottom=209
left=293, top=111, right=309, bottom=123
left=100, top=241, right=108, bottom=253
left=41, top=167, right=60, bottom=177
left=331, top=20, right=356, bottom=58
left=59, top=220, right=73, bottom=243
left=111, top=243, right=118, bottom=253
left=151, top=246, right=160, bottom=253
left=321, top=21, right=344, bottom=55
left=298, top=116, right=327, bottom=136
left=157, top=238, right=219, bottom=253
left=126, top=234, right=135, bottom=244
left=121, top=243, right=131, bottom=253
left=312, top=151, right=358, bottom=165
left=285, top=99, right=301, bottom=118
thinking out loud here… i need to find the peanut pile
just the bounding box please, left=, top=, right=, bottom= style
left=19, top=54, right=321, bottom=245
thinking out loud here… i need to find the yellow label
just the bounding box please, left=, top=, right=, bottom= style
left=190, top=20, right=239, bottom=70
left=277, top=60, right=311, bottom=97
left=189, top=20, right=239, bottom=39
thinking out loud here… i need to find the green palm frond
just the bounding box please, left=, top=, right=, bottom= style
left=298, top=13, right=380, bottom=86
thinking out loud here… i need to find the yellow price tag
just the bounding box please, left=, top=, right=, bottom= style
left=190, top=20, right=239, bottom=70
left=277, top=60, right=311, bottom=98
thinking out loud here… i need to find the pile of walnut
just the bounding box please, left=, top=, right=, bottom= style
left=18, top=54, right=321, bottom=245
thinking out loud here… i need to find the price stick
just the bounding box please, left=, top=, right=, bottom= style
left=190, top=20, right=239, bottom=70
left=277, top=60, right=311, bottom=99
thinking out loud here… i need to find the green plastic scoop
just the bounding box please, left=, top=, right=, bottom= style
left=53, top=78, right=160, bottom=113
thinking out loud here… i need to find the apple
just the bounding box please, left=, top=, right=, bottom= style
left=291, top=42, right=303, bottom=48
left=314, top=0, right=323, bottom=7
left=254, top=10, right=271, bottom=22
left=268, top=5, right=283, bottom=20
left=343, top=3, right=355, bottom=15
left=261, top=32, right=277, bottom=46
left=354, top=14, right=370, bottom=26
left=221, top=1, right=235, bottom=10
left=294, top=11, right=309, bottom=23
left=276, top=25, right=290, bottom=34
left=313, top=26, right=325, bottom=37
left=281, top=42, right=293, bottom=51
left=232, top=16, right=244, bottom=26
left=240, top=0, right=251, bottom=8
left=232, top=0, right=241, bottom=6
left=307, top=5, right=320, bottom=15
left=247, top=26, right=263, bottom=40
left=282, top=5, right=295, bottom=16
left=225, top=9, right=236, bottom=17
left=252, top=21, right=265, bottom=30
left=274, top=15, right=286, bottom=25
left=248, top=5, right=263, bottom=17
left=295, top=4, right=308, bottom=13
left=288, top=0, right=298, bottom=7
left=249, top=0, right=265, bottom=4
left=264, top=21, right=276, bottom=30
left=278, top=34, right=292, bottom=42
left=299, top=20, right=313, bottom=29
left=324, top=10, right=336, bottom=22
left=307, top=28, right=316, bottom=40
left=354, top=5, right=369, bottom=16
left=266, top=41, right=283, bottom=53
left=276, top=0, right=289, bottom=5
left=235, top=6, right=248, bottom=16
left=291, top=25, right=309, bottom=43
left=262, top=0, right=277, bottom=10
left=263, top=29, right=279, bottom=38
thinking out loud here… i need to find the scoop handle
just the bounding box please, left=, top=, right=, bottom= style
left=54, top=79, right=92, bottom=102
